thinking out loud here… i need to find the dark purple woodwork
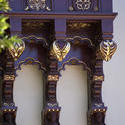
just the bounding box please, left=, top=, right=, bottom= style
left=0, top=0, right=117, bottom=125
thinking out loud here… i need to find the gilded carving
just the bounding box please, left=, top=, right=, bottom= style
left=51, top=40, right=71, bottom=62
left=4, top=75, right=15, bottom=81
left=93, top=75, right=104, bottom=81
left=9, top=41, right=25, bottom=61
left=48, top=75, right=59, bottom=81
left=100, top=40, right=117, bottom=62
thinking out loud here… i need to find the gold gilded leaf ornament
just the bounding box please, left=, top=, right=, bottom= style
left=100, top=40, right=117, bottom=62
left=9, top=41, right=25, bottom=61
left=52, top=41, right=71, bottom=61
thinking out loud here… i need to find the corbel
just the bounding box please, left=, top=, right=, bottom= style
left=101, top=19, right=117, bottom=62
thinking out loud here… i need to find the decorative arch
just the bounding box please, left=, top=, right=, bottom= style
left=15, top=57, right=47, bottom=73
left=58, top=57, right=91, bottom=73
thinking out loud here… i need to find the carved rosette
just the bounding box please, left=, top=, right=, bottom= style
left=69, top=0, right=99, bottom=11
left=75, top=0, right=91, bottom=10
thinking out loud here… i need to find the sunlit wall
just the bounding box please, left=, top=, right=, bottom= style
left=102, top=0, right=125, bottom=124
left=13, top=65, right=43, bottom=125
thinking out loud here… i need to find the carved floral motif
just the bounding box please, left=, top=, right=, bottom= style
left=26, top=0, right=51, bottom=11
left=75, top=0, right=91, bottom=10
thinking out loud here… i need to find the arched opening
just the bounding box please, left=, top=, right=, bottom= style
left=57, top=65, right=88, bottom=125
left=13, top=65, right=44, bottom=125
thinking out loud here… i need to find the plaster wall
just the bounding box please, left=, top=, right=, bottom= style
left=102, top=0, right=125, bottom=124
left=57, top=65, right=87, bottom=125
left=13, top=65, right=43, bottom=125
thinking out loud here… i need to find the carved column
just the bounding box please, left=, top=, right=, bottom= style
left=0, top=51, right=5, bottom=111
left=88, top=49, right=107, bottom=125
left=44, top=53, right=60, bottom=125
left=1, top=50, right=17, bottom=125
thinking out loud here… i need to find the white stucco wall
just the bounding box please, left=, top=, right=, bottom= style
left=102, top=0, right=125, bottom=124
left=57, top=65, right=87, bottom=125
left=13, top=65, right=43, bottom=125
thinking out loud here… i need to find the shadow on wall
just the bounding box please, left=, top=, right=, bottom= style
left=13, top=65, right=43, bottom=125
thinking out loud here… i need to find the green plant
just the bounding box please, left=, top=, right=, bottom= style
left=0, top=0, right=22, bottom=53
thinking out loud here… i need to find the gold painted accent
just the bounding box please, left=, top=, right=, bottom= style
left=52, top=41, right=71, bottom=62
left=9, top=41, right=25, bottom=61
left=93, top=75, right=104, bottom=81
left=4, top=75, right=15, bottom=81
left=21, top=35, right=48, bottom=46
left=56, top=109, right=59, bottom=112
left=58, top=57, right=91, bottom=72
left=48, top=75, right=59, bottom=81
left=100, top=40, right=117, bottom=62
left=68, top=23, right=91, bottom=29
left=66, top=36, right=93, bottom=46
left=15, top=57, right=46, bottom=71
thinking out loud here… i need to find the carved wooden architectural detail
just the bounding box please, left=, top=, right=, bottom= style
left=25, top=0, right=52, bottom=11
left=44, top=48, right=61, bottom=125
left=88, top=49, right=107, bottom=125
left=68, top=0, right=99, bottom=11
left=0, top=0, right=117, bottom=125
left=1, top=50, right=17, bottom=125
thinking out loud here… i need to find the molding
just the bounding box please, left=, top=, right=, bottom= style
left=1, top=12, right=117, bottom=19
left=58, top=57, right=91, bottom=73
left=15, top=57, right=47, bottom=72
